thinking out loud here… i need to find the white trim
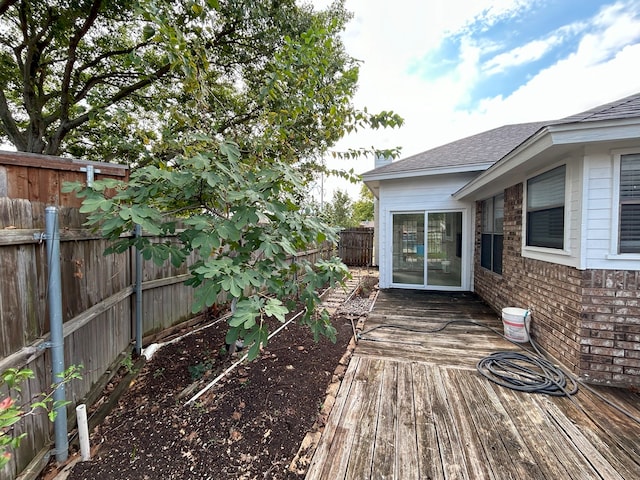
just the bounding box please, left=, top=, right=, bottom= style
left=454, top=119, right=640, bottom=201
left=580, top=158, right=589, bottom=270
left=547, top=119, right=640, bottom=144
left=522, top=162, right=571, bottom=257
left=363, top=163, right=492, bottom=183
left=387, top=209, right=468, bottom=291
left=609, top=148, right=640, bottom=256
left=606, top=253, right=640, bottom=260
left=611, top=151, right=622, bottom=255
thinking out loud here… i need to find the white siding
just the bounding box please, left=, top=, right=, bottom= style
left=377, top=173, right=477, bottom=289
left=583, top=144, right=640, bottom=269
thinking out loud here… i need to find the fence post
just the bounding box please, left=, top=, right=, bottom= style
left=45, top=206, right=68, bottom=463
left=134, top=224, right=143, bottom=356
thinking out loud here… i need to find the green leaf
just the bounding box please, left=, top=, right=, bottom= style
left=264, top=299, right=288, bottom=322
left=219, top=140, right=241, bottom=162
left=142, top=24, right=155, bottom=41
left=79, top=197, right=111, bottom=214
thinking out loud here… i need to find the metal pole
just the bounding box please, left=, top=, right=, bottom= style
left=135, top=224, right=143, bottom=356
left=45, top=206, right=68, bottom=463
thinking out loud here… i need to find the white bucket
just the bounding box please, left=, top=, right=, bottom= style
left=501, top=307, right=531, bottom=343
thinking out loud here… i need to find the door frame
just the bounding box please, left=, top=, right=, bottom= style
left=387, top=209, right=469, bottom=291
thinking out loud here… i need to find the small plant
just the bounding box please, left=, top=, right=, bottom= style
left=0, top=365, right=83, bottom=468
left=120, top=353, right=135, bottom=374
left=130, top=445, right=138, bottom=462
left=153, top=367, right=165, bottom=379
left=188, top=359, right=214, bottom=380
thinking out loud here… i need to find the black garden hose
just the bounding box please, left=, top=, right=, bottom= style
left=476, top=350, right=579, bottom=396
left=359, top=319, right=579, bottom=397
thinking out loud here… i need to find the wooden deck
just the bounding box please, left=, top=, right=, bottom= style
left=306, top=290, right=640, bottom=479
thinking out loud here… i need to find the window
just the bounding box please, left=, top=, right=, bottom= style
left=526, top=165, right=565, bottom=249
left=619, top=154, right=640, bottom=253
left=481, top=194, right=503, bottom=274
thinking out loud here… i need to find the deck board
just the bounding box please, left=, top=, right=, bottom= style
left=305, top=289, right=640, bottom=480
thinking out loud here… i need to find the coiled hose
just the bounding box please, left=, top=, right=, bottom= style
left=476, top=350, right=578, bottom=396
left=359, top=319, right=579, bottom=396
left=359, top=318, right=640, bottom=423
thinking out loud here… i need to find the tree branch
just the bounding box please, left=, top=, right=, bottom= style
left=60, top=0, right=103, bottom=125
left=0, top=0, right=17, bottom=16
left=45, top=62, right=172, bottom=154
left=0, top=89, right=26, bottom=150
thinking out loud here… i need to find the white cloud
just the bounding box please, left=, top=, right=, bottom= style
left=309, top=0, right=640, bottom=202
left=483, top=36, right=561, bottom=75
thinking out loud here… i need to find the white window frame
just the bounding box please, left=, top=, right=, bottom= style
left=609, top=149, right=640, bottom=259
left=524, top=164, right=568, bottom=252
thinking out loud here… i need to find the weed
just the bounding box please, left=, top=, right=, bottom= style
left=188, top=360, right=213, bottom=380
left=120, top=354, right=135, bottom=374
left=130, top=445, right=137, bottom=462
left=153, top=367, right=165, bottom=379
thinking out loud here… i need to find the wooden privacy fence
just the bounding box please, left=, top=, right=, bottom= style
left=338, top=227, right=374, bottom=267
left=0, top=151, right=335, bottom=480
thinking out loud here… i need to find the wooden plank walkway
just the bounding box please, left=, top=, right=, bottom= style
left=306, top=290, right=640, bottom=479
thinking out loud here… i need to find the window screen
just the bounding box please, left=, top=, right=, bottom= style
left=620, top=154, right=640, bottom=253
left=481, top=194, right=503, bottom=274
left=527, top=166, right=565, bottom=249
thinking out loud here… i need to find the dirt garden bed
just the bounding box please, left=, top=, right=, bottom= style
left=42, top=276, right=377, bottom=480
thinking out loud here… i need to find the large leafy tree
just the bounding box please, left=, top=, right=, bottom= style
left=352, top=183, right=374, bottom=224
left=56, top=1, right=402, bottom=358
left=1, top=0, right=399, bottom=167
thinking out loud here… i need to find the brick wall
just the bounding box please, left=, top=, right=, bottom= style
left=582, top=270, right=640, bottom=384
left=474, top=184, right=640, bottom=386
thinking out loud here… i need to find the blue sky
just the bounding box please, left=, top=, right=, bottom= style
left=414, top=1, right=610, bottom=107
left=311, top=0, right=640, bottom=199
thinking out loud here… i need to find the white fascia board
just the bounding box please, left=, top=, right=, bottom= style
left=361, top=163, right=492, bottom=183
left=453, top=128, right=553, bottom=200
left=363, top=179, right=380, bottom=199
left=547, top=119, right=640, bottom=144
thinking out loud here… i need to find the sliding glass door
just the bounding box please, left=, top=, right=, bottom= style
left=392, top=211, right=462, bottom=288
left=392, top=213, right=425, bottom=285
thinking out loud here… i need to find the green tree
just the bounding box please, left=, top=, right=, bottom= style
left=0, top=0, right=402, bottom=167
left=63, top=5, right=403, bottom=359
left=323, top=189, right=356, bottom=229
left=352, top=183, right=374, bottom=224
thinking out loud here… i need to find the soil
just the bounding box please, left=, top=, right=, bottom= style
left=46, top=277, right=376, bottom=480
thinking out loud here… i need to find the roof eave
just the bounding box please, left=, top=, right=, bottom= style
left=453, top=118, right=640, bottom=201
left=362, top=163, right=493, bottom=183
left=453, top=127, right=552, bottom=200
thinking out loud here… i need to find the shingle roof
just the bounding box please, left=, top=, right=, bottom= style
left=552, top=91, right=640, bottom=124
left=363, top=122, right=547, bottom=176
left=364, top=91, right=640, bottom=178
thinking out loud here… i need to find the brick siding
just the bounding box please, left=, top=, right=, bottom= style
left=474, top=183, right=640, bottom=387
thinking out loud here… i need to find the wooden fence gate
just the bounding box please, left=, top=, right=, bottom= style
left=338, top=227, right=374, bottom=267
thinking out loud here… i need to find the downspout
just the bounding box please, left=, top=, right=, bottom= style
left=134, top=224, right=143, bottom=356
left=45, top=206, right=68, bottom=463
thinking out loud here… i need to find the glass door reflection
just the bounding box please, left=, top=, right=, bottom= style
left=392, top=213, right=425, bottom=285
left=426, top=212, right=462, bottom=287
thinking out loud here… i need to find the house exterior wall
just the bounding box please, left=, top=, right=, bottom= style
left=475, top=182, right=640, bottom=386
left=582, top=143, right=640, bottom=270
left=377, top=173, right=476, bottom=289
